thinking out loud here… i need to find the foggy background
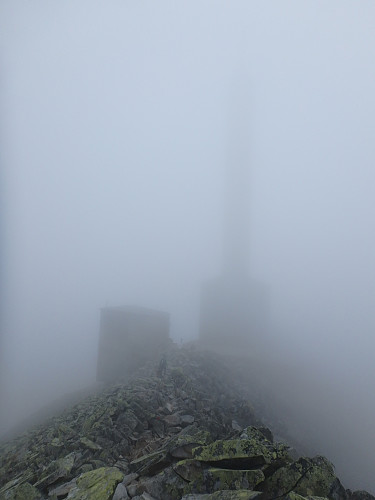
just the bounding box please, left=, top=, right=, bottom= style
left=1, top=0, right=375, bottom=493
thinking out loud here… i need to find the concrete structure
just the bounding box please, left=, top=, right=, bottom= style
left=199, top=122, right=268, bottom=354
left=97, top=305, right=170, bottom=383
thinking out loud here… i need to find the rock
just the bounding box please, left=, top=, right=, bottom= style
left=129, top=449, right=171, bottom=475
left=202, top=468, right=263, bottom=493
left=113, top=458, right=129, bottom=473
left=174, top=460, right=264, bottom=494
left=113, top=482, right=129, bottom=499
left=77, top=464, right=93, bottom=474
left=231, top=420, right=242, bottom=432
left=182, top=492, right=262, bottom=499
left=167, top=430, right=212, bottom=458
left=261, top=456, right=338, bottom=500
left=0, top=482, right=40, bottom=500
left=192, top=436, right=275, bottom=469
left=351, top=492, right=375, bottom=500
left=34, top=452, right=76, bottom=488
left=164, top=414, right=181, bottom=427
left=134, top=465, right=185, bottom=500
left=48, top=478, right=77, bottom=498
left=181, top=415, right=195, bottom=426
left=126, top=483, right=138, bottom=497
left=284, top=493, right=310, bottom=500
left=258, top=426, right=273, bottom=443
left=149, top=418, right=165, bottom=437
left=79, top=437, right=102, bottom=451
left=132, top=494, right=158, bottom=500
left=165, top=403, right=174, bottom=414
left=66, top=467, right=123, bottom=499
left=0, top=345, right=374, bottom=500
left=122, top=472, right=139, bottom=486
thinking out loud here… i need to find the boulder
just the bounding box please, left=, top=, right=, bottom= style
left=0, top=481, right=40, bottom=500
left=66, top=467, right=123, bottom=500
left=130, top=449, right=171, bottom=475
left=181, top=492, right=262, bottom=499
left=261, top=456, right=339, bottom=500
left=112, top=482, right=129, bottom=499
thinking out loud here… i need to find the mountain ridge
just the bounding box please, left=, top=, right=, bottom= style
left=0, top=344, right=373, bottom=500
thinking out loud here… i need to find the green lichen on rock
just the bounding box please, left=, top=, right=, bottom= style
left=284, top=492, right=309, bottom=500
left=79, top=437, right=102, bottom=451
left=192, top=438, right=269, bottom=467
left=191, top=428, right=290, bottom=470
left=34, top=452, right=76, bottom=488
left=167, top=429, right=212, bottom=458
left=182, top=491, right=262, bottom=499
left=261, top=456, right=337, bottom=499
left=0, top=481, right=40, bottom=500
left=292, top=457, right=336, bottom=497
left=202, top=467, right=264, bottom=493
left=130, top=449, right=170, bottom=475
left=66, top=467, right=123, bottom=499
left=174, top=459, right=264, bottom=495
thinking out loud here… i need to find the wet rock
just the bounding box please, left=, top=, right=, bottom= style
left=164, top=414, right=181, bottom=427
left=132, top=493, right=158, bottom=500
left=351, top=492, right=375, bottom=500
left=48, top=478, right=77, bottom=498
left=66, top=467, right=123, bottom=499
left=191, top=434, right=286, bottom=469
left=126, top=482, right=138, bottom=497
left=231, top=421, right=242, bottom=432
left=174, top=459, right=264, bottom=494
left=34, top=452, right=76, bottom=489
left=0, top=345, right=374, bottom=500
left=129, top=449, right=171, bottom=475
left=165, top=403, right=174, bottom=414
left=260, top=456, right=338, bottom=500
left=112, top=482, right=129, bottom=499
left=167, top=430, right=212, bottom=458
left=0, top=481, right=41, bottom=500
left=79, top=437, right=102, bottom=451
left=149, top=418, right=165, bottom=438
left=181, top=415, right=195, bottom=426
left=122, top=472, right=139, bottom=486
left=181, top=492, right=262, bottom=499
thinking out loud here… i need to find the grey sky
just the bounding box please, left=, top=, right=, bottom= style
left=1, top=0, right=375, bottom=492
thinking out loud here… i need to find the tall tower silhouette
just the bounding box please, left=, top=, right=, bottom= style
left=199, top=98, right=268, bottom=354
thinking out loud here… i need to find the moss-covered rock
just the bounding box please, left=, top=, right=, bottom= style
left=79, top=437, right=102, bottom=451
left=173, top=459, right=264, bottom=495
left=261, top=456, right=337, bottom=499
left=167, top=430, right=212, bottom=458
left=0, top=481, right=40, bottom=500
left=182, top=491, right=262, bottom=499
left=34, top=452, right=76, bottom=489
left=192, top=431, right=290, bottom=469
left=284, top=492, right=309, bottom=500
left=130, top=449, right=171, bottom=475
left=201, top=467, right=264, bottom=493
left=66, top=467, right=123, bottom=499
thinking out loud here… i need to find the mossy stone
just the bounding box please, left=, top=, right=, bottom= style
left=0, top=481, right=40, bottom=500
left=66, top=467, right=123, bottom=499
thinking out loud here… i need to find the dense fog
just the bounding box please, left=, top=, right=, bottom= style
left=1, top=1, right=375, bottom=493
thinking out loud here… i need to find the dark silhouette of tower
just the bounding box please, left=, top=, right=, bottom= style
left=199, top=103, right=268, bottom=355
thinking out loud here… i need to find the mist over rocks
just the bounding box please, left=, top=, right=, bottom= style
left=0, top=344, right=373, bottom=500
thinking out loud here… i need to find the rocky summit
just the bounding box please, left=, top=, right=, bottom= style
left=0, top=345, right=373, bottom=500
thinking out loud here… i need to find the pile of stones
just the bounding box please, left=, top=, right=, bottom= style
left=0, top=345, right=373, bottom=500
